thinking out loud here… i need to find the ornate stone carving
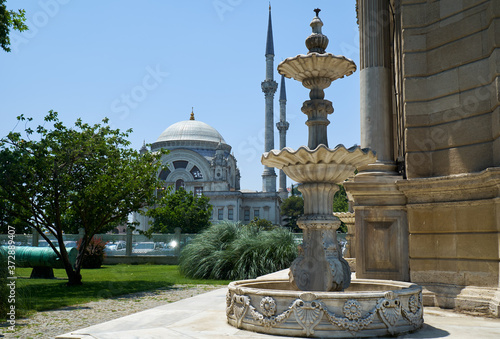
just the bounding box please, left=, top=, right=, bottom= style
left=260, top=296, right=277, bottom=317
left=377, top=292, right=402, bottom=335
left=227, top=287, right=423, bottom=336
left=261, top=79, right=278, bottom=96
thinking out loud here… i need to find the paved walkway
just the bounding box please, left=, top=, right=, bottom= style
left=56, top=287, right=500, bottom=339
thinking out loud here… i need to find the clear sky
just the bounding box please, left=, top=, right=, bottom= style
left=0, top=0, right=361, bottom=191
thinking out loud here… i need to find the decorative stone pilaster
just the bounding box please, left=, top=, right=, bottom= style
left=358, top=0, right=395, bottom=172
left=345, top=0, right=409, bottom=282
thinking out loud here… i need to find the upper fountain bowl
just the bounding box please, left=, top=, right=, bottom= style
left=262, top=144, right=376, bottom=184
left=278, top=53, right=356, bottom=87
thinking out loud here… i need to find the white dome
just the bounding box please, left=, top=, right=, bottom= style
left=152, top=119, right=231, bottom=152
left=156, top=120, right=226, bottom=144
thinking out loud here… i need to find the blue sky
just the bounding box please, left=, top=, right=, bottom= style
left=1, top=0, right=360, bottom=191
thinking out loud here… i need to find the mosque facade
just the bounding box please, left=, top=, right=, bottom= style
left=134, top=7, right=286, bottom=232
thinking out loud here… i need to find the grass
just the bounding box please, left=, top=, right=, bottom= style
left=8, top=264, right=229, bottom=318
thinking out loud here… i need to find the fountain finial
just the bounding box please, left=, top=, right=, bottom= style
left=306, top=8, right=329, bottom=54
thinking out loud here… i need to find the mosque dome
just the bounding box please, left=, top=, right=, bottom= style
left=151, top=113, right=231, bottom=152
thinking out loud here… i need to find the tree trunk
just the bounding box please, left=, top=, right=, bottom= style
left=57, top=234, right=83, bottom=286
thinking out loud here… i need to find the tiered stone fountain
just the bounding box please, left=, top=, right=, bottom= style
left=226, top=9, right=423, bottom=337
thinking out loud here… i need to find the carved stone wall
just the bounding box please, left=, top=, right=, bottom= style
left=401, top=0, right=500, bottom=178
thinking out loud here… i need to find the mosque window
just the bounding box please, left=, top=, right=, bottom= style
left=159, top=168, right=171, bottom=180
left=254, top=209, right=260, bottom=219
left=228, top=208, right=234, bottom=220
left=175, top=179, right=185, bottom=191
left=190, top=166, right=203, bottom=180
left=173, top=160, right=188, bottom=169
left=218, top=208, right=224, bottom=220
left=194, top=187, right=203, bottom=197
left=244, top=209, right=250, bottom=222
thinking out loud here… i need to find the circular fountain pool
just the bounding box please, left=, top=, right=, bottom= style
left=227, top=278, right=423, bottom=338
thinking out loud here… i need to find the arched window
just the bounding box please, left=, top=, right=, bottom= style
left=159, top=168, right=171, bottom=180
left=190, top=166, right=203, bottom=180
left=175, top=179, right=185, bottom=191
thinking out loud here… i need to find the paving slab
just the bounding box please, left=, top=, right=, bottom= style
left=56, top=287, right=500, bottom=339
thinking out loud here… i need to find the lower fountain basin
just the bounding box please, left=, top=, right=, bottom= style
left=227, top=278, right=423, bottom=338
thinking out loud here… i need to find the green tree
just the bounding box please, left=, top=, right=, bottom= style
left=280, top=196, right=304, bottom=232
left=332, top=185, right=349, bottom=212
left=0, top=111, right=164, bottom=285
left=146, top=187, right=212, bottom=234
left=0, top=0, right=28, bottom=52
left=333, top=185, right=349, bottom=233
left=0, top=194, right=30, bottom=234
left=247, top=217, right=274, bottom=230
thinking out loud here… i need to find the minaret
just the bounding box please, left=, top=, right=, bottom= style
left=276, top=74, right=289, bottom=194
left=261, top=4, right=278, bottom=192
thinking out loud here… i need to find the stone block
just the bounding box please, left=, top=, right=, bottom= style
left=405, top=151, right=432, bottom=178
left=426, top=33, right=483, bottom=74
left=407, top=206, right=457, bottom=233
left=494, top=134, right=500, bottom=166
left=409, top=233, right=458, bottom=258
left=404, top=68, right=459, bottom=102
left=402, top=33, right=426, bottom=52
left=457, top=58, right=491, bottom=92
left=439, top=0, right=464, bottom=19
left=431, top=142, right=493, bottom=176
left=401, top=1, right=428, bottom=28
left=406, top=111, right=493, bottom=153
left=456, top=233, right=499, bottom=260
left=456, top=202, right=497, bottom=232
left=402, top=51, right=427, bottom=76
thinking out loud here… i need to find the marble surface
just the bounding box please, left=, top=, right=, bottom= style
left=56, top=285, right=500, bottom=339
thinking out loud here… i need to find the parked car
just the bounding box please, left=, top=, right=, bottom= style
left=105, top=241, right=126, bottom=253
left=132, top=242, right=159, bottom=254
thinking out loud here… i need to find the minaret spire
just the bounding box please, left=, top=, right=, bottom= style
left=277, top=74, right=289, bottom=195
left=261, top=4, right=278, bottom=193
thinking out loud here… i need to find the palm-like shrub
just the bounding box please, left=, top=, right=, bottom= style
left=179, top=221, right=298, bottom=280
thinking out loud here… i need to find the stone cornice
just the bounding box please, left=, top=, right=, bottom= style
left=397, top=167, right=500, bottom=204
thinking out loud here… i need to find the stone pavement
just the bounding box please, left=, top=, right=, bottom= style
left=56, top=286, right=500, bottom=339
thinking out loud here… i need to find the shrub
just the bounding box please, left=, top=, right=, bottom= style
left=179, top=221, right=298, bottom=280
left=77, top=237, right=107, bottom=268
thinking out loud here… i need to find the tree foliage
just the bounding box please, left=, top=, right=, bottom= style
left=247, top=217, right=274, bottom=230
left=0, top=194, right=30, bottom=234
left=146, top=187, right=212, bottom=234
left=280, top=195, right=304, bottom=232
left=333, top=185, right=349, bottom=233
left=0, top=111, right=164, bottom=285
left=0, top=0, right=28, bottom=52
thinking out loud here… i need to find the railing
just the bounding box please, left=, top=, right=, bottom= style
left=1, top=232, right=346, bottom=263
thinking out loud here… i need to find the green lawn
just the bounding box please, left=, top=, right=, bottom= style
left=11, top=265, right=230, bottom=317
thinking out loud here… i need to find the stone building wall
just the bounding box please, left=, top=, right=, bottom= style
left=401, top=0, right=500, bottom=178
left=397, top=0, right=500, bottom=315
left=348, top=0, right=500, bottom=316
